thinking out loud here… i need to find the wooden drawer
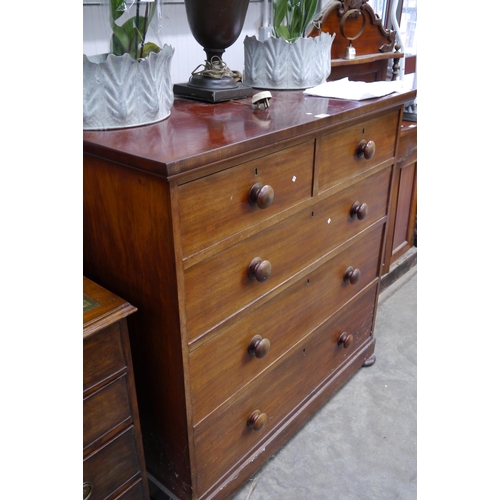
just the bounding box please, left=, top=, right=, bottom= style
left=193, top=284, right=378, bottom=494
left=184, top=167, right=391, bottom=343
left=189, top=222, right=385, bottom=424
left=178, top=140, right=314, bottom=257
left=83, top=427, right=141, bottom=500
left=84, top=374, right=132, bottom=450
left=317, top=110, right=399, bottom=192
left=116, top=481, right=146, bottom=500
left=83, top=322, right=126, bottom=392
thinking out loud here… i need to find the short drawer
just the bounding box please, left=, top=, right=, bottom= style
left=83, top=427, right=141, bottom=500
left=189, top=222, right=385, bottom=424
left=184, top=167, right=391, bottom=342
left=178, top=140, right=314, bottom=257
left=84, top=374, right=132, bottom=450
left=193, top=284, right=378, bottom=494
left=116, top=480, right=145, bottom=500
left=317, top=110, right=399, bottom=192
left=84, top=322, right=126, bottom=393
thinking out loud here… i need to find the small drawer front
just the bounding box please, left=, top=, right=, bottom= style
left=317, top=110, right=399, bottom=192
left=83, top=427, right=141, bottom=500
left=84, top=322, right=126, bottom=393
left=178, top=140, right=314, bottom=258
left=189, top=223, right=385, bottom=424
left=184, top=167, right=391, bottom=343
left=193, top=284, right=378, bottom=494
left=84, top=375, right=132, bottom=450
left=116, top=480, right=145, bottom=500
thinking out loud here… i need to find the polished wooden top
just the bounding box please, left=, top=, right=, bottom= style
left=83, top=277, right=137, bottom=338
left=83, top=89, right=416, bottom=179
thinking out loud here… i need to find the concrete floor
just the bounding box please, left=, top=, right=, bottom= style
left=230, top=267, right=417, bottom=500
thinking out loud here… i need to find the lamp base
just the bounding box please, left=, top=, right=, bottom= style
left=173, top=81, right=252, bottom=103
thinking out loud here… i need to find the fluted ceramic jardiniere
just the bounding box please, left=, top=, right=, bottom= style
left=83, top=45, right=174, bottom=130
left=83, top=0, right=174, bottom=130
left=243, top=32, right=334, bottom=89
left=244, top=0, right=334, bottom=90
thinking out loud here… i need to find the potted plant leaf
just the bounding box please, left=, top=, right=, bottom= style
left=243, top=0, right=335, bottom=89
left=83, top=0, right=175, bottom=130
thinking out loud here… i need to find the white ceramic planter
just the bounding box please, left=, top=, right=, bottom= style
left=83, top=44, right=175, bottom=130
left=243, top=33, right=334, bottom=90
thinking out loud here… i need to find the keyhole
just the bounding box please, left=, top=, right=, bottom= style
left=255, top=168, right=258, bottom=176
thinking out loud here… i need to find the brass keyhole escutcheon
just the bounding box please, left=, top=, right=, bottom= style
left=83, top=482, right=93, bottom=500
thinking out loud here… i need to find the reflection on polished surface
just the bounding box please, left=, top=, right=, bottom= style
left=83, top=90, right=414, bottom=177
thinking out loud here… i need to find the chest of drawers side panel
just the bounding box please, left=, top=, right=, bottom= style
left=83, top=155, right=195, bottom=498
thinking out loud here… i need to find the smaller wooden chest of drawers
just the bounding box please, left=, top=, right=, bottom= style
left=83, top=277, right=149, bottom=500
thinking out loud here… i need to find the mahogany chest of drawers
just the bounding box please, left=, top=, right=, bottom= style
left=83, top=88, right=416, bottom=500
left=83, top=277, right=150, bottom=500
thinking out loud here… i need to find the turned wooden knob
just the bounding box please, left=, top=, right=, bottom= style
left=343, top=266, right=361, bottom=285
left=356, top=139, right=376, bottom=159
left=248, top=182, right=274, bottom=209
left=247, top=410, right=268, bottom=431
left=350, top=201, right=368, bottom=220
left=248, top=335, right=271, bottom=358
left=338, top=332, right=354, bottom=348
left=248, top=257, right=272, bottom=282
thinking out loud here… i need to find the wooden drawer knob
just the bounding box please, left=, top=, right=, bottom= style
left=343, top=266, right=361, bottom=285
left=247, top=410, right=268, bottom=431
left=248, top=335, right=271, bottom=358
left=83, top=482, right=93, bottom=500
left=356, top=139, right=376, bottom=159
left=248, top=257, right=272, bottom=282
left=249, top=182, right=274, bottom=209
left=350, top=201, right=368, bottom=220
left=338, top=332, right=354, bottom=348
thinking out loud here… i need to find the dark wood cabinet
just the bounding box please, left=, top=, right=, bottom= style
left=382, top=119, right=417, bottom=274
left=83, top=89, right=416, bottom=500
left=309, top=0, right=417, bottom=280
left=83, top=277, right=149, bottom=500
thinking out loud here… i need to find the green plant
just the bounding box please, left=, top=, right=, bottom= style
left=110, top=0, right=161, bottom=59
left=272, top=0, right=319, bottom=42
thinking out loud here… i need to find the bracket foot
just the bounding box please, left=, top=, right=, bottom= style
left=363, top=354, right=376, bottom=367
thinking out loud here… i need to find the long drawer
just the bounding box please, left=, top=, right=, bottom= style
left=317, top=110, right=399, bottom=193
left=83, top=427, right=141, bottom=500
left=193, top=284, right=378, bottom=494
left=184, top=167, right=391, bottom=343
left=179, top=140, right=315, bottom=258
left=84, top=323, right=126, bottom=393
left=117, top=481, right=146, bottom=500
left=189, top=222, right=385, bottom=424
left=84, top=374, right=132, bottom=450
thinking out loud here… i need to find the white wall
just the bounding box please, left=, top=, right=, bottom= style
left=83, top=2, right=264, bottom=84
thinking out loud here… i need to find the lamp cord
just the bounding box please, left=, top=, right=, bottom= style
left=191, top=56, right=242, bottom=82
